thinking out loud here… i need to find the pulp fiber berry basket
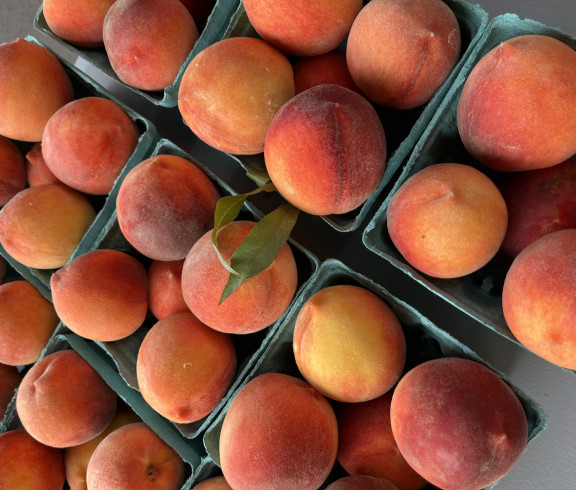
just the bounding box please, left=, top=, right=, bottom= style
left=362, top=13, right=576, bottom=354
left=201, top=258, right=548, bottom=488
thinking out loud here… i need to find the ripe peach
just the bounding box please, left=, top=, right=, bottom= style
left=346, top=0, right=460, bottom=109
left=25, top=142, right=61, bottom=187
left=326, top=475, right=400, bottom=490
left=293, top=285, right=406, bottom=403
left=0, top=38, right=74, bottom=142
left=457, top=35, right=576, bottom=172
left=0, top=429, right=65, bottom=489
left=387, top=163, right=508, bottom=279
left=103, top=0, right=199, bottom=91
left=242, top=0, right=362, bottom=56
left=0, top=135, right=26, bottom=206
left=178, top=36, right=294, bottom=155
left=264, top=83, right=387, bottom=216
left=0, top=363, right=21, bottom=419
left=148, top=259, right=190, bottom=320
left=86, top=422, right=186, bottom=489
left=220, top=372, right=338, bottom=489
left=192, top=475, right=232, bottom=489
left=116, top=154, right=220, bottom=261
left=50, top=249, right=148, bottom=341
left=42, top=96, right=140, bottom=195
left=43, top=0, right=116, bottom=47
left=16, top=349, right=118, bottom=448
left=293, top=50, right=360, bottom=95
left=502, top=229, right=576, bottom=369
left=0, top=280, right=59, bottom=366
left=390, top=357, right=528, bottom=490
left=181, top=220, right=298, bottom=334
left=0, top=183, right=96, bottom=269
left=336, top=392, right=427, bottom=490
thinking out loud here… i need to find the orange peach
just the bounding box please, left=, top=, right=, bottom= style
left=326, top=475, right=400, bottom=490
left=50, top=249, right=148, bottom=342
left=346, top=0, right=460, bottom=109
left=457, top=35, right=576, bottom=172
left=220, top=372, right=338, bottom=489
left=387, top=163, right=508, bottom=279
left=103, top=0, right=199, bottom=91
left=242, top=0, right=363, bottom=56
left=192, top=475, right=232, bottom=489
left=390, top=357, right=528, bottom=490
left=16, top=349, right=118, bottom=448
left=293, top=50, right=360, bottom=95
left=42, top=96, right=140, bottom=195
left=0, top=183, right=96, bottom=269
left=178, top=36, right=295, bottom=155
left=0, top=363, right=21, bottom=419
left=116, top=154, right=220, bottom=261
left=264, top=83, right=387, bottom=215
left=0, top=135, right=26, bottom=206
left=0, top=280, right=59, bottom=366
left=502, top=229, right=576, bottom=369
left=86, top=422, right=186, bottom=489
left=136, top=312, right=237, bottom=424
left=181, top=220, right=298, bottom=334
left=25, top=142, right=61, bottom=186
left=0, top=38, right=74, bottom=142
left=148, top=259, right=190, bottom=320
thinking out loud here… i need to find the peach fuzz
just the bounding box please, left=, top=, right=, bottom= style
left=86, top=422, right=186, bottom=490
left=116, top=154, right=220, bottom=261
left=148, top=259, right=190, bottom=320
left=137, top=312, right=237, bottom=424
left=390, top=357, right=528, bottom=490
left=293, top=285, right=406, bottom=403
left=0, top=363, right=21, bottom=419
left=192, top=475, right=232, bottom=489
left=43, top=0, right=116, bottom=47
left=346, top=0, right=460, bottom=109
left=0, top=280, right=59, bottom=366
left=264, top=83, right=387, bottom=216
left=181, top=220, right=298, bottom=334
left=326, top=475, right=400, bottom=490
left=502, top=229, right=576, bottom=369
left=293, top=50, right=360, bottom=95
left=220, top=372, right=338, bottom=490
left=178, top=36, right=295, bottom=155
left=0, top=183, right=96, bottom=269
left=42, top=96, right=140, bottom=195
left=387, top=163, right=508, bottom=279
left=0, top=135, right=26, bottom=206
left=16, top=349, right=118, bottom=448
left=25, top=142, right=61, bottom=187
left=242, top=0, right=362, bottom=57
left=0, top=429, right=65, bottom=489
left=336, top=392, right=427, bottom=490
left=0, top=38, right=73, bottom=142
left=457, top=35, right=576, bottom=172
left=103, top=0, right=198, bottom=91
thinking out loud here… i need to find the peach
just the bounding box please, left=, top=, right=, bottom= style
left=0, top=280, right=60, bottom=366
left=336, top=392, right=427, bottom=490
left=179, top=0, right=217, bottom=33
left=242, top=0, right=363, bottom=56
left=103, top=0, right=198, bottom=91
left=326, top=475, right=400, bottom=490
left=116, top=154, right=220, bottom=261
left=502, top=229, right=576, bottom=369
left=293, top=50, right=360, bottom=95
left=387, top=163, right=508, bottom=279
left=25, top=142, right=61, bottom=186
left=178, top=36, right=295, bottom=155
left=0, top=429, right=65, bottom=488
left=50, top=249, right=148, bottom=342
left=136, top=312, right=237, bottom=424
left=148, top=259, right=190, bottom=320
left=346, top=0, right=460, bottom=109
left=192, top=475, right=232, bottom=489
left=0, top=363, right=21, bottom=419
left=497, top=157, right=576, bottom=259
left=457, top=35, right=576, bottom=172
left=220, top=372, right=338, bottom=489
left=86, top=422, right=186, bottom=489
left=0, top=183, right=96, bottom=269
left=16, top=349, right=118, bottom=448
left=293, top=285, right=406, bottom=403
left=181, top=220, right=298, bottom=334
left=264, top=83, right=387, bottom=216
left=0, top=38, right=74, bottom=142
left=43, top=0, right=116, bottom=47
left=42, top=96, right=140, bottom=195
left=390, top=357, right=528, bottom=490
left=0, top=135, right=26, bottom=206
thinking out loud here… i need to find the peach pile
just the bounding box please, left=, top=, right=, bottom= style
left=0, top=135, right=26, bottom=206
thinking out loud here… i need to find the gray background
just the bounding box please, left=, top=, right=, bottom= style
left=1, top=1, right=576, bottom=489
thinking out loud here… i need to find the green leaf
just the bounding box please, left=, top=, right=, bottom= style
left=219, top=204, right=300, bottom=304
left=246, top=169, right=271, bottom=188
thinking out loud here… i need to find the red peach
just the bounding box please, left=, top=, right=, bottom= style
left=0, top=363, right=21, bottom=419
left=25, top=142, right=61, bottom=187
left=147, top=259, right=190, bottom=320
left=0, top=135, right=26, bottom=206
left=293, top=50, right=360, bottom=95
left=192, top=475, right=232, bottom=489
left=326, top=475, right=400, bottom=490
